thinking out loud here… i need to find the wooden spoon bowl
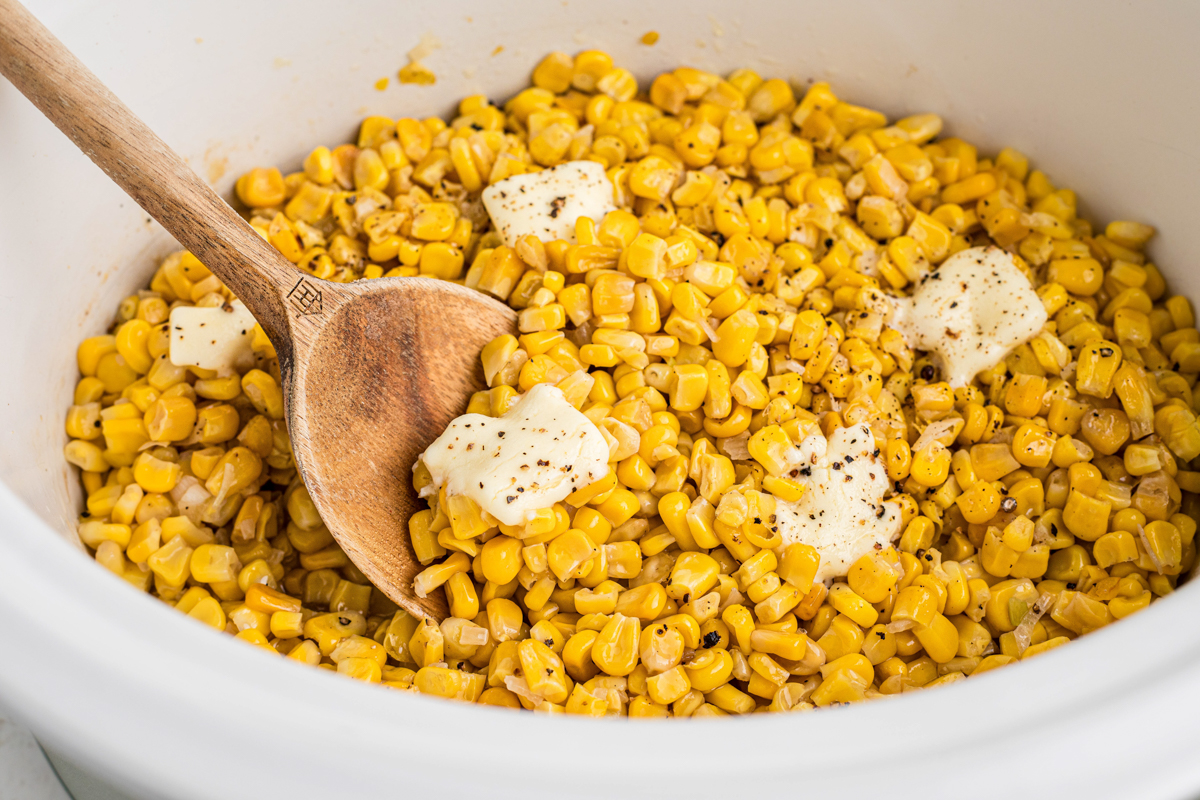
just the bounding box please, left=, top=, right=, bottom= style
left=0, top=0, right=514, bottom=620
left=287, top=277, right=514, bottom=620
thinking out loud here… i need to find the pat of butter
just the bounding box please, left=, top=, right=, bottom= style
left=417, top=383, right=609, bottom=526
left=890, top=246, right=1047, bottom=387
left=774, top=424, right=901, bottom=583
left=481, top=161, right=616, bottom=247
left=168, top=300, right=257, bottom=374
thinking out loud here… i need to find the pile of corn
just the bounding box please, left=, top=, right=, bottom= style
left=64, top=49, right=1200, bottom=717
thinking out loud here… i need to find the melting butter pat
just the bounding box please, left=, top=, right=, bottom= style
left=481, top=160, right=616, bottom=247
left=890, top=246, right=1047, bottom=387
left=774, top=424, right=901, bottom=582
left=417, top=383, right=609, bottom=526
left=168, top=300, right=257, bottom=373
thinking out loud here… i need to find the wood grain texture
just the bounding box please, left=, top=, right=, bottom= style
left=0, top=0, right=517, bottom=620
left=288, top=279, right=518, bottom=620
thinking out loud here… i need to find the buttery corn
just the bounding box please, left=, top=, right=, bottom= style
left=64, top=50, right=1198, bottom=718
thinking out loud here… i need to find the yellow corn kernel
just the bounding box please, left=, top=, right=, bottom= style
left=236, top=167, right=286, bottom=208
left=892, top=585, right=937, bottom=627
left=914, top=613, right=959, bottom=664
left=547, top=529, right=600, bottom=581
left=910, top=442, right=951, bottom=487
left=1062, top=490, right=1112, bottom=542
left=667, top=552, right=721, bottom=602
left=847, top=553, right=899, bottom=604
left=1076, top=340, right=1122, bottom=399
left=592, top=613, right=641, bottom=676
left=955, top=481, right=1000, bottom=525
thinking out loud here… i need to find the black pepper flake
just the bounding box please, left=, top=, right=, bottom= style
left=832, top=462, right=842, bottom=471
left=506, top=495, right=516, bottom=503
left=1066, top=582, right=1077, bottom=590
left=1001, top=497, right=1017, bottom=513
left=920, top=365, right=935, bottom=380
left=702, top=631, right=721, bottom=648
left=497, top=431, right=505, bottom=437
left=537, top=459, right=549, bottom=466
left=799, top=467, right=812, bottom=476
left=845, top=455, right=854, bottom=463
left=1099, top=347, right=1114, bottom=358
left=876, top=506, right=886, bottom=519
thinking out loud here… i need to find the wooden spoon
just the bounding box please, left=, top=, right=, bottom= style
left=0, top=0, right=515, bottom=620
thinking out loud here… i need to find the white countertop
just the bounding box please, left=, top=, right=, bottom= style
left=0, top=712, right=71, bottom=800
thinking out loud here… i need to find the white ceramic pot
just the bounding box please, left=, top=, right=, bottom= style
left=4, top=2, right=1200, bottom=798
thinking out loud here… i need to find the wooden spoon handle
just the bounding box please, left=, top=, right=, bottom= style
left=0, top=0, right=300, bottom=349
